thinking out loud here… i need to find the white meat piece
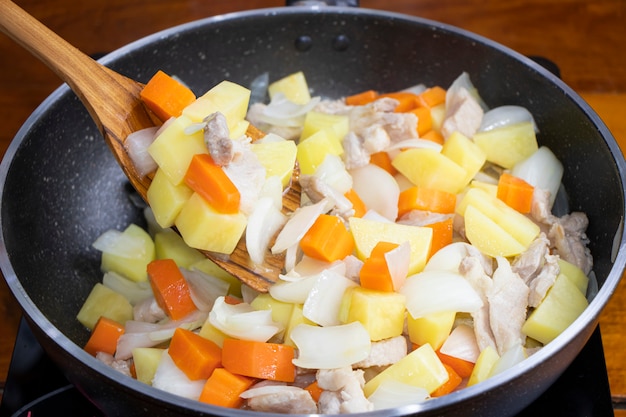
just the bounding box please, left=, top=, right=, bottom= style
left=342, top=132, right=371, bottom=169
left=441, top=86, right=484, bottom=139
left=512, top=234, right=560, bottom=307
left=203, top=112, right=233, bottom=166
left=349, top=98, right=418, bottom=144
left=352, top=335, right=408, bottom=368
left=299, top=174, right=355, bottom=220
left=487, top=257, right=530, bottom=354
left=246, top=386, right=317, bottom=414
left=222, top=139, right=267, bottom=216
left=343, top=255, right=364, bottom=283
left=317, top=367, right=373, bottom=414
left=133, top=297, right=166, bottom=323
left=459, top=256, right=496, bottom=351
left=361, top=125, right=391, bottom=154
left=95, top=352, right=132, bottom=377
left=314, top=98, right=353, bottom=115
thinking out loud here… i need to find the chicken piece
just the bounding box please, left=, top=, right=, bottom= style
left=246, top=385, right=318, bottom=414
left=299, top=174, right=355, bottom=220
left=203, top=112, right=233, bottom=166
left=487, top=257, right=530, bottom=354
left=441, top=86, right=484, bottom=139
left=349, top=98, right=418, bottom=144
left=352, top=335, right=408, bottom=368
left=459, top=256, right=496, bottom=351
left=342, top=132, right=371, bottom=169
left=512, top=234, right=560, bottom=307
left=95, top=352, right=132, bottom=377
left=133, top=297, right=166, bottom=323
left=317, top=367, right=373, bottom=414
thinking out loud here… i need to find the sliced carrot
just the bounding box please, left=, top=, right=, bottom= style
left=184, top=153, right=240, bottom=214
left=344, top=188, right=367, bottom=218
left=168, top=327, right=222, bottom=380
left=416, top=86, right=446, bottom=109
left=299, top=214, right=355, bottom=262
left=224, top=295, right=243, bottom=305
left=379, top=92, right=419, bottom=113
left=496, top=172, right=534, bottom=214
left=305, top=381, right=324, bottom=403
left=140, top=70, right=196, bottom=122
left=436, top=350, right=475, bottom=379
left=421, top=129, right=445, bottom=145
left=84, top=316, right=125, bottom=356
left=398, top=186, right=457, bottom=217
left=359, top=241, right=399, bottom=292
left=147, top=258, right=197, bottom=320
left=431, top=363, right=462, bottom=397
left=345, top=89, right=378, bottom=106
left=221, top=338, right=296, bottom=382
left=426, top=217, right=454, bottom=258
left=409, top=106, right=433, bottom=136
left=199, top=367, right=255, bottom=408
left=369, top=151, right=397, bottom=176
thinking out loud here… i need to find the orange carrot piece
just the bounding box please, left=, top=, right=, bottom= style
left=436, top=350, right=475, bottom=379
left=140, top=70, right=196, bottom=122
left=147, top=258, right=197, bottom=320
left=299, top=214, right=355, bottom=262
left=184, top=153, right=240, bottom=214
left=344, top=188, right=367, bottom=218
left=199, top=367, right=255, bottom=408
left=421, top=129, right=445, bottom=145
left=497, top=172, right=535, bottom=214
left=305, top=381, right=324, bottom=403
left=431, top=363, right=462, bottom=397
left=380, top=92, right=419, bottom=113
left=224, top=295, right=243, bottom=305
left=416, top=86, right=446, bottom=109
left=359, top=241, right=400, bottom=292
left=168, top=327, right=222, bottom=380
left=398, top=186, right=457, bottom=217
left=345, top=89, right=378, bottom=106
left=222, top=338, right=296, bottom=382
left=410, top=106, right=433, bottom=136
left=426, top=217, right=454, bottom=258
left=84, top=316, right=125, bottom=356
left=369, top=151, right=398, bottom=176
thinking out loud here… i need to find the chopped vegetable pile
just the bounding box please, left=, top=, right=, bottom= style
left=78, top=70, right=595, bottom=413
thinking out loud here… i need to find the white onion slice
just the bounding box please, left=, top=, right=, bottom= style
left=303, top=269, right=358, bottom=326
left=439, top=324, right=480, bottom=363
left=385, top=241, right=411, bottom=291
left=269, top=275, right=318, bottom=304
left=350, top=164, right=400, bottom=221
left=511, top=146, right=564, bottom=208
left=424, top=242, right=477, bottom=273
left=290, top=322, right=371, bottom=369
left=180, top=268, right=230, bottom=312
left=256, top=93, right=322, bottom=127
left=208, top=296, right=281, bottom=342
left=246, top=197, right=287, bottom=265
left=126, top=126, right=159, bottom=177
left=102, top=271, right=152, bottom=305
left=92, top=230, right=146, bottom=259
left=386, top=138, right=443, bottom=152
left=152, top=351, right=205, bottom=399
left=489, top=342, right=527, bottom=377
left=400, top=270, right=483, bottom=318
left=367, top=380, right=429, bottom=410
left=479, top=105, right=538, bottom=133
left=271, top=198, right=333, bottom=254
left=313, top=154, right=353, bottom=194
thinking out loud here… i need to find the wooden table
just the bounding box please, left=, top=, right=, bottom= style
left=1, top=0, right=625, bottom=412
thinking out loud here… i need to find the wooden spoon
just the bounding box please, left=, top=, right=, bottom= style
left=0, top=0, right=300, bottom=292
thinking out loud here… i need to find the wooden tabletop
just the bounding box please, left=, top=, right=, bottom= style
left=1, top=0, right=625, bottom=412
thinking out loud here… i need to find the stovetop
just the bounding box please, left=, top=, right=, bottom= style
left=0, top=317, right=615, bottom=417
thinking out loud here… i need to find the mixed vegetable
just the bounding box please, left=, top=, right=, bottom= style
left=76, top=69, right=594, bottom=413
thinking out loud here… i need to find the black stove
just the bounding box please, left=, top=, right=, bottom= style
left=0, top=317, right=615, bottom=417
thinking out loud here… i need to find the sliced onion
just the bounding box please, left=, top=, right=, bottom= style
left=102, top=271, right=152, bottom=305
left=180, top=268, right=230, bottom=312
left=350, top=164, right=400, bottom=221
left=255, top=93, right=322, bottom=127
left=92, top=230, right=146, bottom=259
left=313, top=154, right=353, bottom=194
left=479, top=105, right=538, bottom=133
left=511, top=146, right=564, bottom=208
left=246, top=197, right=287, bottom=265
left=424, top=242, right=477, bottom=273
left=367, top=379, right=429, bottom=410
left=386, top=138, right=443, bottom=152
left=303, top=269, right=358, bottom=326
left=446, top=72, right=488, bottom=111
left=152, top=351, right=205, bottom=399
left=208, top=296, right=281, bottom=342
left=439, top=324, right=480, bottom=363
left=290, top=322, right=371, bottom=369
left=126, top=126, right=159, bottom=177
left=385, top=241, right=411, bottom=291
left=269, top=275, right=318, bottom=304
left=249, top=71, right=270, bottom=105
left=489, top=342, right=527, bottom=377
left=271, top=198, right=333, bottom=254
left=400, top=270, right=483, bottom=318
left=259, top=175, right=284, bottom=210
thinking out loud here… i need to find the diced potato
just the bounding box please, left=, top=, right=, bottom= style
left=147, top=115, right=208, bottom=185
left=100, top=224, right=155, bottom=283
left=557, top=259, right=589, bottom=295
left=76, top=283, right=133, bottom=330
left=147, top=168, right=193, bottom=228
left=363, top=343, right=448, bottom=396
left=473, top=121, right=538, bottom=169
left=251, top=140, right=298, bottom=188
left=406, top=310, right=456, bottom=351
left=230, top=119, right=250, bottom=139
left=297, top=130, right=342, bottom=175
left=175, top=193, right=247, bottom=254
left=283, top=304, right=316, bottom=348
left=464, top=205, right=527, bottom=257
left=182, top=80, right=251, bottom=130
left=429, top=103, right=446, bottom=132
left=392, top=148, right=469, bottom=194
left=132, top=347, right=165, bottom=385
left=190, top=258, right=242, bottom=298
left=467, top=345, right=500, bottom=386
left=441, top=131, right=486, bottom=184
left=301, top=111, right=348, bottom=154
left=268, top=71, right=311, bottom=105
left=469, top=180, right=498, bottom=196
left=349, top=216, right=432, bottom=275
left=154, top=229, right=205, bottom=269
left=250, top=293, right=295, bottom=335
left=522, top=272, right=589, bottom=344
left=345, top=287, right=406, bottom=341
left=198, top=318, right=229, bottom=348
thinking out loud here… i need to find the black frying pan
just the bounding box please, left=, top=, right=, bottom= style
left=1, top=4, right=625, bottom=417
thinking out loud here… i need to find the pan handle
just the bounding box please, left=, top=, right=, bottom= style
left=285, top=0, right=359, bottom=6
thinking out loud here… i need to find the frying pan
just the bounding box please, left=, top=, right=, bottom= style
left=1, top=4, right=625, bottom=417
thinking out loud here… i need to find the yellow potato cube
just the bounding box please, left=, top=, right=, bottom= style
left=464, top=204, right=527, bottom=257
left=283, top=304, right=316, bottom=348
left=297, top=130, right=342, bottom=175
left=392, top=148, right=469, bottom=194
left=76, top=283, right=133, bottom=330
left=469, top=180, right=498, bottom=196
left=147, top=115, right=207, bottom=185
left=182, top=80, right=251, bottom=130
left=467, top=345, right=500, bottom=386
left=557, top=259, right=589, bottom=295
left=429, top=103, right=446, bottom=132
left=473, top=121, right=538, bottom=169
left=441, top=131, right=486, bottom=184
left=198, top=318, right=229, bottom=348
left=100, top=224, right=155, bottom=283
left=154, top=229, right=205, bottom=269
left=175, top=193, right=247, bottom=254
left=147, top=168, right=193, bottom=228
left=345, top=287, right=406, bottom=341
left=268, top=71, right=311, bottom=105
left=301, top=111, right=348, bottom=154
left=406, top=310, right=456, bottom=351
left=349, top=216, right=432, bottom=275
left=251, top=139, right=298, bottom=187
left=364, top=343, right=448, bottom=396
left=132, top=347, right=165, bottom=385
